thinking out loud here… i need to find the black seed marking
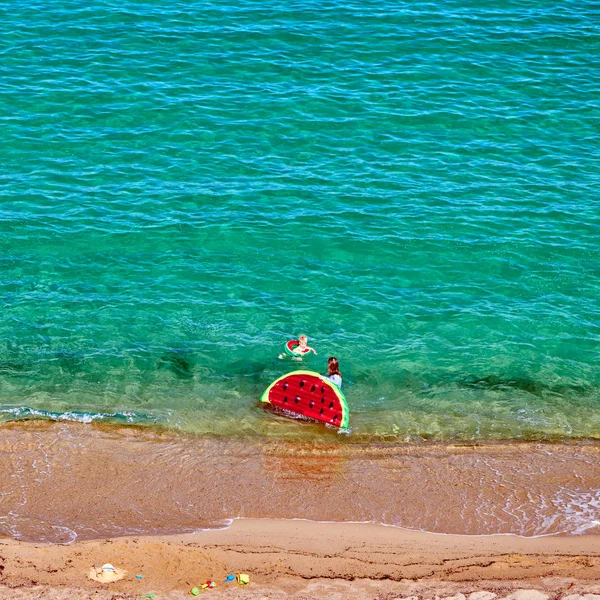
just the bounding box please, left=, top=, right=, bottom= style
left=295, top=396, right=300, bottom=403
left=300, top=380, right=305, bottom=387
left=320, top=408, right=324, bottom=415
left=311, top=384, right=316, bottom=392
left=329, top=402, right=334, bottom=409
left=309, top=401, right=314, bottom=409
left=283, top=396, right=288, bottom=403
left=283, top=382, right=288, bottom=390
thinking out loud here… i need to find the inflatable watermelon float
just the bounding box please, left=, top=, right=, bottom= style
left=260, top=370, right=349, bottom=429
left=284, top=339, right=311, bottom=357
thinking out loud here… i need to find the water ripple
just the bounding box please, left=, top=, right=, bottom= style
left=1, top=0, right=599, bottom=440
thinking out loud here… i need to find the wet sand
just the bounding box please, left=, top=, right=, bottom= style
left=2, top=422, right=600, bottom=597
left=1, top=518, right=600, bottom=599
left=1, top=422, right=600, bottom=542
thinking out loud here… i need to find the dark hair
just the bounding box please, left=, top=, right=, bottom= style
left=328, top=357, right=341, bottom=377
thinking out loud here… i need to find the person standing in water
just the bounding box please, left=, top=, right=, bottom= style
left=326, top=356, right=342, bottom=388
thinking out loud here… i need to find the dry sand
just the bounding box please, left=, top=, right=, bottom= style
left=1, top=518, right=600, bottom=599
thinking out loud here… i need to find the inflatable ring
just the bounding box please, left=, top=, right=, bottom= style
left=284, top=339, right=311, bottom=357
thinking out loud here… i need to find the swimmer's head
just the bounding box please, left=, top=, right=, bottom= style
left=328, top=357, right=341, bottom=376
left=298, top=335, right=308, bottom=346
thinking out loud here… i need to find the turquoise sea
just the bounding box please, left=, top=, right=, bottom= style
left=2, top=0, right=599, bottom=442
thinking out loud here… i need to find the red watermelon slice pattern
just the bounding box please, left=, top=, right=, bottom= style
left=260, top=370, right=349, bottom=429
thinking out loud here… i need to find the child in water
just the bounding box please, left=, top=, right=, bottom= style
left=279, top=335, right=318, bottom=360
left=326, top=356, right=342, bottom=388
left=295, top=335, right=317, bottom=356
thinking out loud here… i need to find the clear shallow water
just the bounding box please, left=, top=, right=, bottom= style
left=1, top=0, right=600, bottom=441
left=2, top=423, right=600, bottom=541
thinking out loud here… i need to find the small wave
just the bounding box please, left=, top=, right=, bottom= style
left=50, top=525, right=78, bottom=544
left=0, top=406, right=160, bottom=426
left=550, top=488, right=600, bottom=536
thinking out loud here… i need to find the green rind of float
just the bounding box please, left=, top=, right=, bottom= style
left=260, top=370, right=350, bottom=430
left=330, top=383, right=350, bottom=430
left=284, top=342, right=303, bottom=357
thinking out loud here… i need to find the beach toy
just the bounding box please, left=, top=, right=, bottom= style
left=206, top=580, right=216, bottom=588
left=224, top=574, right=235, bottom=582
left=260, top=370, right=349, bottom=429
left=237, top=573, right=250, bottom=585
left=136, top=575, right=143, bottom=579
left=284, top=340, right=311, bottom=358
left=190, top=587, right=200, bottom=596
left=138, top=595, right=155, bottom=599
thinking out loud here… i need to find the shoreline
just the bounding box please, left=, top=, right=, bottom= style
left=1, top=518, right=600, bottom=599
left=4, top=415, right=600, bottom=449
left=4, top=413, right=600, bottom=447
left=1, top=421, right=600, bottom=542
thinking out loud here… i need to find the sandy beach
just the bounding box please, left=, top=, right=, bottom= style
left=1, top=518, right=600, bottom=599
left=2, top=423, right=600, bottom=598
left=2, top=422, right=600, bottom=543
